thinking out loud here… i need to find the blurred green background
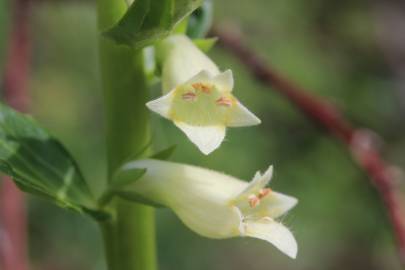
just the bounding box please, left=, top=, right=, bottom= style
left=1, top=0, right=405, bottom=269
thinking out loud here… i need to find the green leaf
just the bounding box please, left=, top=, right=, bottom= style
left=98, top=167, right=148, bottom=206
left=149, top=145, right=177, bottom=160
left=116, top=191, right=163, bottom=208
left=99, top=145, right=176, bottom=206
left=104, top=0, right=203, bottom=48
left=172, top=0, right=202, bottom=23
left=0, top=103, right=96, bottom=212
left=82, top=208, right=112, bottom=222
left=193, top=37, right=217, bottom=52
left=187, top=0, right=213, bottom=38
left=112, top=167, right=147, bottom=189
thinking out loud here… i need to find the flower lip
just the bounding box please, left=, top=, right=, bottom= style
left=244, top=217, right=298, bottom=259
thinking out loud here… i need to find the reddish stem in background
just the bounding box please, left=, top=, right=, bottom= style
left=0, top=0, right=32, bottom=270
left=212, top=27, right=405, bottom=263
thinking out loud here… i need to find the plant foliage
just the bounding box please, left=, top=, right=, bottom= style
left=104, top=0, right=203, bottom=48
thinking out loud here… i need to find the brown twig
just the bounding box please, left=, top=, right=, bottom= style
left=212, top=27, right=405, bottom=263
left=0, top=0, right=32, bottom=269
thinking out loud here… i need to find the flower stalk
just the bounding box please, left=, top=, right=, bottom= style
left=96, top=0, right=157, bottom=269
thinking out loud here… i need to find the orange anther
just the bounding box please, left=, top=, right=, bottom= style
left=216, top=97, right=233, bottom=107
left=248, top=194, right=260, bottom=208
left=192, top=83, right=212, bottom=93
left=200, top=84, right=211, bottom=93
left=182, top=92, right=197, bottom=101
left=258, top=188, right=271, bottom=199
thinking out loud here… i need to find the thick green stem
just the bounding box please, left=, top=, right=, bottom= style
left=100, top=220, right=118, bottom=270
left=115, top=201, right=156, bottom=269
left=96, top=0, right=157, bottom=270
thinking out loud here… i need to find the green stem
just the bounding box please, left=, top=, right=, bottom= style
left=115, top=201, right=156, bottom=269
left=99, top=219, right=118, bottom=270
left=96, top=0, right=157, bottom=269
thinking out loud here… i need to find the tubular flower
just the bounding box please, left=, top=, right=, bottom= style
left=147, top=35, right=260, bottom=155
left=122, top=159, right=298, bottom=258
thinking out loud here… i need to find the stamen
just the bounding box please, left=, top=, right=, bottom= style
left=248, top=194, right=260, bottom=208
left=182, top=92, right=197, bottom=101
left=258, top=188, right=271, bottom=199
left=192, top=83, right=212, bottom=93
left=216, top=97, right=233, bottom=107
left=248, top=188, right=272, bottom=208
left=200, top=84, right=211, bottom=93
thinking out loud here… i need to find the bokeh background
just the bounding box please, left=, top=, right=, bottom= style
left=1, top=0, right=405, bottom=269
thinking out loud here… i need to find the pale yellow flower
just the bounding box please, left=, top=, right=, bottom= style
left=121, top=159, right=298, bottom=258
left=147, top=35, right=260, bottom=155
